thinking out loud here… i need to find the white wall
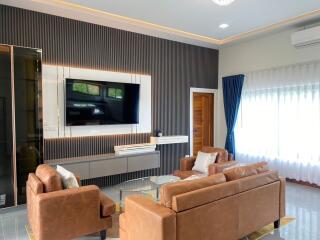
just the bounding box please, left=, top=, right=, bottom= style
left=217, top=28, right=320, bottom=148
left=43, top=65, right=152, bottom=138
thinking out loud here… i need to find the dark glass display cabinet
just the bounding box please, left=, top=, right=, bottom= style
left=0, top=45, right=43, bottom=208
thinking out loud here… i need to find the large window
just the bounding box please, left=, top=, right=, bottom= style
left=235, top=61, right=320, bottom=185
left=107, top=88, right=123, bottom=99
left=72, top=82, right=100, bottom=96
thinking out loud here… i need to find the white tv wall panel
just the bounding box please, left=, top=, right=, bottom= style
left=42, top=64, right=152, bottom=138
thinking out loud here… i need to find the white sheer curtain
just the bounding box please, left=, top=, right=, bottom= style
left=235, top=61, right=320, bottom=185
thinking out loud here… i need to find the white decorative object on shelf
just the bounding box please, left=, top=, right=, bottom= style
left=114, top=143, right=156, bottom=155
left=150, top=136, right=189, bottom=145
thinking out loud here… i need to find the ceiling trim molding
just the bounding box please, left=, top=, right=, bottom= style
left=222, top=8, right=320, bottom=44
left=44, top=0, right=320, bottom=45
left=4, top=0, right=320, bottom=47
left=34, top=0, right=223, bottom=44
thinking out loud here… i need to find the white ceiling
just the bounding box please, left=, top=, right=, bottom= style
left=2, top=0, right=320, bottom=48
left=64, top=0, right=320, bottom=40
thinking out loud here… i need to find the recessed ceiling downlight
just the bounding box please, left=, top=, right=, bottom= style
left=212, top=0, right=235, bottom=6
left=219, top=23, right=229, bottom=29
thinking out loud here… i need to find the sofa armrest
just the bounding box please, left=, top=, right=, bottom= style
left=180, top=156, right=196, bottom=171
left=228, top=153, right=234, bottom=161
left=208, top=161, right=238, bottom=175
left=280, top=177, right=286, bottom=218
left=120, top=195, right=176, bottom=240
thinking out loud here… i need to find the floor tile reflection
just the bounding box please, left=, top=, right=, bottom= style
left=0, top=182, right=319, bottom=240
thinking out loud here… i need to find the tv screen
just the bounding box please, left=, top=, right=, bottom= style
left=65, top=79, right=140, bottom=126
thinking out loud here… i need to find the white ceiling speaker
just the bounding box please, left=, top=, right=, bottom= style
left=212, top=0, right=235, bottom=6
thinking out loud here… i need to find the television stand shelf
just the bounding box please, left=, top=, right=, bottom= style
left=45, top=151, right=160, bottom=180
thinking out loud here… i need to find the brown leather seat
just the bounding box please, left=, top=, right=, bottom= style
left=27, top=164, right=115, bottom=240
left=120, top=162, right=286, bottom=240
left=174, top=146, right=237, bottom=179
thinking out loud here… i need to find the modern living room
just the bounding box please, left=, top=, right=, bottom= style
left=1, top=0, right=320, bottom=240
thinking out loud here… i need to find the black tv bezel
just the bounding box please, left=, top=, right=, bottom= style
left=65, top=78, right=140, bottom=126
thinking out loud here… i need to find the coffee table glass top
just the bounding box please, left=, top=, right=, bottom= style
left=118, top=175, right=180, bottom=203
left=150, top=175, right=181, bottom=185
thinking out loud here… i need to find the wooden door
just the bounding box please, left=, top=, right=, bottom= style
left=192, top=92, right=214, bottom=155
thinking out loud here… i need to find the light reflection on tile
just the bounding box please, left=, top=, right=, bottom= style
left=261, top=183, right=320, bottom=240
left=0, top=182, right=320, bottom=240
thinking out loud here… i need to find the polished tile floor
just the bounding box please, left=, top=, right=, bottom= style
left=0, top=182, right=319, bottom=240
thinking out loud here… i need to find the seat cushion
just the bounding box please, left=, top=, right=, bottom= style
left=160, top=173, right=226, bottom=208
left=223, top=162, right=269, bottom=181
left=100, top=192, right=116, bottom=217
left=35, top=164, right=63, bottom=193
left=173, top=170, right=202, bottom=180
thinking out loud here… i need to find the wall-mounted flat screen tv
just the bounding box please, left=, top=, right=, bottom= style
left=65, top=79, right=140, bottom=126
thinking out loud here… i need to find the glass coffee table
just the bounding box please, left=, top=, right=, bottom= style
left=118, top=175, right=180, bottom=205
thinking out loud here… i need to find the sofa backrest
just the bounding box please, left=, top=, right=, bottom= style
left=223, top=161, right=269, bottom=181
left=172, top=170, right=279, bottom=212
left=175, top=182, right=240, bottom=240
left=35, top=164, right=63, bottom=193
left=237, top=170, right=278, bottom=192
left=174, top=170, right=281, bottom=240
left=159, top=173, right=226, bottom=208
left=173, top=180, right=239, bottom=212
left=237, top=180, right=280, bottom=238
left=201, top=147, right=229, bottom=163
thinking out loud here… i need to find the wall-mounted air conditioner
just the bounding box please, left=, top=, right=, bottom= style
left=291, top=25, right=320, bottom=48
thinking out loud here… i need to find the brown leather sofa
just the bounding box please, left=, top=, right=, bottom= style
left=120, top=162, right=286, bottom=240
left=174, top=147, right=237, bottom=179
left=26, top=164, right=115, bottom=240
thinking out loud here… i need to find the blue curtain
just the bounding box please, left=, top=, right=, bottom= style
left=223, top=74, right=244, bottom=158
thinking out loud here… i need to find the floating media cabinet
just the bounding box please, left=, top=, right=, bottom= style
left=45, top=151, right=160, bottom=180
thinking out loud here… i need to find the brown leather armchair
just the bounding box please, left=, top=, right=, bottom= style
left=26, top=164, right=115, bottom=240
left=174, top=147, right=237, bottom=179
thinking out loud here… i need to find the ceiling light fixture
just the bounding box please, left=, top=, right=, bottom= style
left=212, top=0, right=235, bottom=6
left=219, top=23, right=229, bottom=29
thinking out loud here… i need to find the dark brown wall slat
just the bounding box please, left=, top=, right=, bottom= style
left=43, top=133, right=151, bottom=160
left=0, top=4, right=219, bottom=186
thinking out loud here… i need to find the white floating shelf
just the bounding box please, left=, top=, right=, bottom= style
left=150, top=135, right=189, bottom=145
left=114, top=143, right=156, bottom=155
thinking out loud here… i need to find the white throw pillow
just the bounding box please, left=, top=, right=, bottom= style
left=192, top=151, right=218, bottom=174
left=56, top=165, right=79, bottom=189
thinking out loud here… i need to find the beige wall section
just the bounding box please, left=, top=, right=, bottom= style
left=217, top=28, right=320, bottom=148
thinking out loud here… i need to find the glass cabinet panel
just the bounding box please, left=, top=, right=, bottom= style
left=0, top=45, right=14, bottom=208
left=14, top=47, right=43, bottom=204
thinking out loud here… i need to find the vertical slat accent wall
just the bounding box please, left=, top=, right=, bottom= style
left=44, top=133, right=151, bottom=160
left=0, top=5, right=219, bottom=186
